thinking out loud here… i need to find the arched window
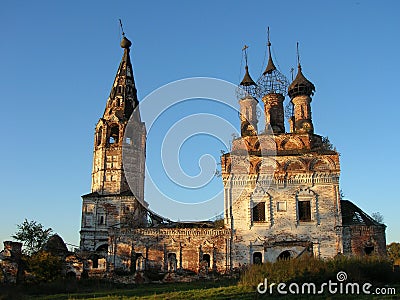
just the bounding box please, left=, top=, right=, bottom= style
left=108, top=125, right=119, bottom=145
left=277, top=250, right=291, bottom=260
left=365, top=245, right=374, bottom=255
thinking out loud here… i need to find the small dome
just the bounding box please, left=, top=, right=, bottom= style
left=240, top=66, right=256, bottom=87
left=288, top=65, right=315, bottom=98
left=120, top=36, right=132, bottom=49
left=237, top=66, right=258, bottom=100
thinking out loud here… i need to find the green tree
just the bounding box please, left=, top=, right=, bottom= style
left=26, top=251, right=63, bottom=282
left=12, top=219, right=53, bottom=255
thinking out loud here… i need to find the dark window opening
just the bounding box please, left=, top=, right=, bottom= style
left=92, top=255, right=99, bottom=268
left=66, top=271, right=76, bottom=278
left=96, top=128, right=102, bottom=146
left=202, top=254, right=210, bottom=267
left=365, top=245, right=374, bottom=255
left=108, top=125, right=119, bottom=145
left=168, top=253, right=177, bottom=272
left=298, top=200, right=311, bottom=222
left=253, top=202, right=266, bottom=222
left=99, top=216, right=104, bottom=225
left=277, top=250, right=291, bottom=261
left=253, top=252, right=262, bottom=264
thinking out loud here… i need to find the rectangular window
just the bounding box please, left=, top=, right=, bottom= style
left=298, top=200, right=311, bottom=222
left=277, top=201, right=287, bottom=211
left=252, top=202, right=266, bottom=222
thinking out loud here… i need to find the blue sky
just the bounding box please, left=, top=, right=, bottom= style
left=1, top=0, right=400, bottom=248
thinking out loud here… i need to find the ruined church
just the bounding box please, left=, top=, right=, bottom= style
left=78, top=32, right=386, bottom=276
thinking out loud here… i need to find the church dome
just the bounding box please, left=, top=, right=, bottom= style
left=120, top=36, right=132, bottom=49
left=288, top=65, right=315, bottom=98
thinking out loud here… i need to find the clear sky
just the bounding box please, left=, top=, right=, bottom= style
left=1, top=0, right=400, bottom=249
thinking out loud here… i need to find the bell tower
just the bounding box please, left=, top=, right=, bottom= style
left=80, top=32, right=147, bottom=254
left=91, top=35, right=145, bottom=200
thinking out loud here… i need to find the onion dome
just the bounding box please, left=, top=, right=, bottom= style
left=288, top=64, right=315, bottom=98
left=256, top=28, right=289, bottom=97
left=236, top=46, right=258, bottom=99
left=240, top=65, right=256, bottom=87
left=120, top=36, right=132, bottom=49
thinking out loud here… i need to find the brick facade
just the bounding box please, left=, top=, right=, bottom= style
left=78, top=35, right=386, bottom=277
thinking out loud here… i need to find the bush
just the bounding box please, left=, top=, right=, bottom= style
left=25, top=251, right=63, bottom=282
left=144, top=269, right=165, bottom=281
left=239, top=256, right=395, bottom=288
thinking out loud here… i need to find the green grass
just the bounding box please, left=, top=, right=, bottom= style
left=3, top=278, right=397, bottom=300
left=22, top=283, right=399, bottom=300
left=2, top=257, right=399, bottom=300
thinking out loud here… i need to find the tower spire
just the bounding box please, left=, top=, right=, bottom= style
left=263, top=27, right=277, bottom=75
left=105, top=25, right=138, bottom=120
left=238, top=45, right=257, bottom=97
left=288, top=42, right=315, bottom=99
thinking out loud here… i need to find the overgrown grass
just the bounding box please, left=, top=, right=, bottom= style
left=1, top=257, right=399, bottom=299
left=0, top=278, right=242, bottom=300
left=239, top=255, right=398, bottom=287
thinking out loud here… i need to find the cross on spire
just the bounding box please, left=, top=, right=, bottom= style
left=242, top=45, right=249, bottom=66
left=296, top=42, right=301, bottom=68
left=119, top=19, right=126, bottom=38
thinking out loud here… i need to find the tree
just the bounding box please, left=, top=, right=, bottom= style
left=371, top=212, right=384, bottom=224
left=26, top=251, right=63, bottom=282
left=12, top=219, right=53, bottom=255
left=387, top=242, right=400, bottom=264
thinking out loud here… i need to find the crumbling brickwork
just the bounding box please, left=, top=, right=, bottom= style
left=221, top=132, right=342, bottom=265
left=78, top=34, right=387, bottom=277
left=109, top=228, right=231, bottom=274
